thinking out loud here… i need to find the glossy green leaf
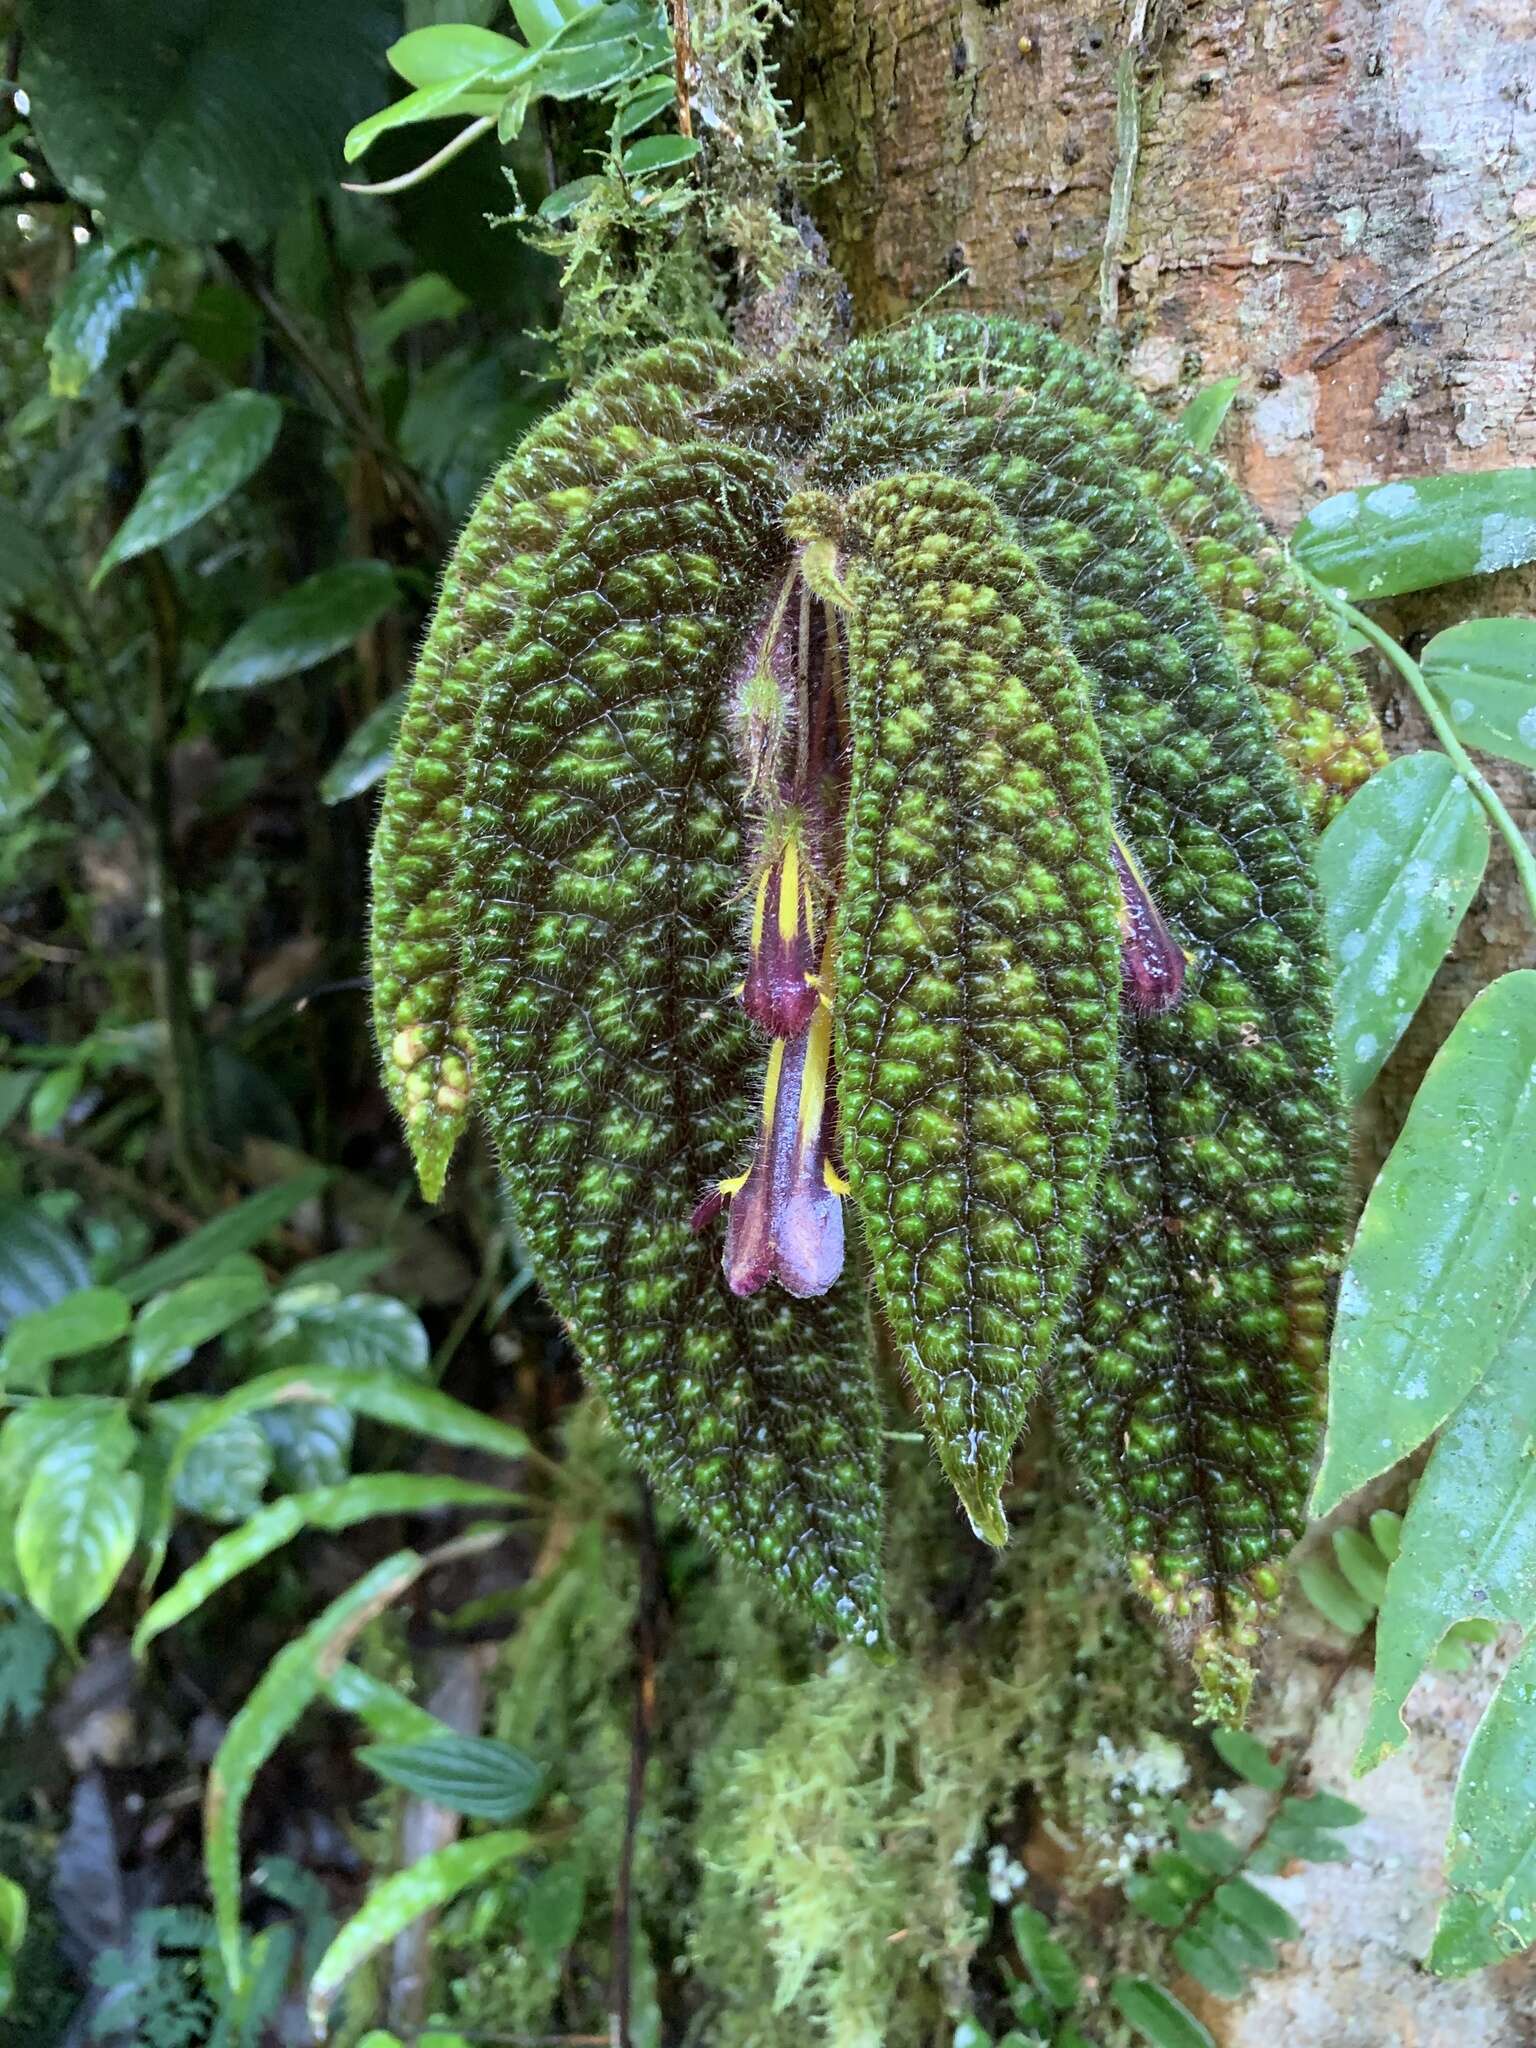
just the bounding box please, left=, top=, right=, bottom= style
left=1111, top=1976, right=1215, bottom=2048
left=207, top=1551, right=425, bottom=1986
left=387, top=24, right=526, bottom=86
left=156, top=1400, right=273, bottom=1523
left=22, top=0, right=397, bottom=246
left=306, top=1830, right=532, bottom=2030
left=541, top=39, right=647, bottom=101
left=1210, top=1727, right=1285, bottom=1791
left=1429, top=1628, right=1536, bottom=1973
left=1179, top=376, right=1241, bottom=454
left=90, top=390, right=282, bottom=587
left=616, top=78, right=676, bottom=138
left=134, top=1473, right=520, bottom=1655
left=1358, top=1289, right=1536, bottom=1770
left=343, top=74, right=500, bottom=164
left=14, top=1403, right=139, bottom=1647
left=1313, top=970, right=1536, bottom=1515
left=258, top=1404, right=353, bottom=1492
left=1317, top=751, right=1488, bottom=1100
left=258, top=1285, right=431, bottom=1379
left=128, top=1266, right=270, bottom=1389
left=0, top=1202, right=91, bottom=1330
left=1422, top=616, right=1536, bottom=770
left=45, top=242, right=160, bottom=398
left=196, top=562, right=398, bottom=693
left=0, top=1286, right=130, bottom=1389
left=359, top=1733, right=544, bottom=1819
left=1211, top=1877, right=1298, bottom=1944
left=620, top=133, right=701, bottom=176
left=113, top=1168, right=329, bottom=1302
left=1292, top=469, right=1536, bottom=601
left=320, top=689, right=405, bottom=804
left=1009, top=1901, right=1080, bottom=2011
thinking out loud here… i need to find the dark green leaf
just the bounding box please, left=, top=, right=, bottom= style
left=196, top=562, right=398, bottom=692
left=1173, top=1824, right=1244, bottom=1878
left=1009, top=1901, right=1080, bottom=2011
left=538, top=175, right=602, bottom=221
left=616, top=78, right=676, bottom=138
left=113, top=1169, right=329, bottom=1302
left=1292, top=469, right=1536, bottom=601
left=45, top=242, right=160, bottom=398
left=14, top=1402, right=139, bottom=1647
left=1172, top=1928, right=1246, bottom=2000
left=0, top=1605, right=58, bottom=1731
left=359, top=1734, right=545, bottom=1819
left=21, top=0, right=398, bottom=246
left=0, top=1286, right=130, bottom=1389
left=1317, top=751, right=1488, bottom=1100
left=320, top=689, right=406, bottom=804
left=180, top=281, right=261, bottom=373
left=1111, top=1976, right=1216, bottom=2048
left=620, top=133, right=701, bottom=175
left=1179, top=376, right=1241, bottom=453
left=1282, top=1790, right=1364, bottom=1830
left=258, top=1404, right=352, bottom=1492
left=258, top=1285, right=431, bottom=1379
left=519, top=1859, right=586, bottom=1962
left=90, top=391, right=283, bottom=587
left=1195, top=1900, right=1273, bottom=1974
left=1314, top=971, right=1536, bottom=1515
left=362, top=273, right=468, bottom=352
left=1124, top=1874, right=1187, bottom=1929
left=155, top=1400, right=273, bottom=1523
left=128, top=1264, right=270, bottom=1389
left=0, top=1202, right=91, bottom=1330
left=1210, top=1727, right=1285, bottom=1791
left=306, top=1831, right=531, bottom=2031
left=1211, top=1876, right=1298, bottom=1944
left=540, top=39, right=647, bottom=101
left=1422, top=616, right=1536, bottom=770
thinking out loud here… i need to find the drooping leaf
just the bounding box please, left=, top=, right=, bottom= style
left=1111, top=1975, right=1215, bottom=2048
left=112, top=1168, right=329, bottom=1302
left=320, top=689, right=406, bottom=804
left=1359, top=1289, right=1536, bottom=1770
left=90, top=391, right=283, bottom=587
left=1178, top=375, right=1241, bottom=453
left=1292, top=469, right=1536, bottom=601
left=207, top=1552, right=426, bottom=1987
left=1313, top=970, right=1536, bottom=1516
left=0, top=1285, right=130, bottom=1390
left=343, top=75, right=502, bottom=164
left=45, top=242, right=160, bottom=398
left=1430, top=1627, right=1536, bottom=1974
left=21, top=0, right=398, bottom=246
left=196, top=562, right=398, bottom=693
left=358, top=1733, right=544, bottom=1819
left=128, top=1264, right=270, bottom=1389
left=1317, top=750, right=1488, bottom=1100
left=13, top=1402, right=139, bottom=1647
left=306, top=1830, right=532, bottom=2030
left=834, top=471, right=1121, bottom=1542
left=133, top=1474, right=520, bottom=1655
left=1421, top=615, right=1536, bottom=770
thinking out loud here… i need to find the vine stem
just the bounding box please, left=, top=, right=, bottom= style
left=1297, top=563, right=1536, bottom=930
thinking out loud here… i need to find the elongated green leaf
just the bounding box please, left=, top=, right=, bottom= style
left=321, top=689, right=404, bottom=804
left=387, top=24, right=526, bottom=85
left=1317, top=751, right=1488, bottom=1099
left=1430, top=1630, right=1536, bottom=1973
left=0, top=1286, right=130, bottom=1389
left=1292, top=469, right=1536, bottom=601
left=1332, top=1525, right=1389, bottom=1610
left=1359, top=1289, right=1536, bottom=1770
left=0, top=1204, right=91, bottom=1331
left=363, top=274, right=468, bottom=353
left=1313, top=970, right=1536, bottom=1515
left=1211, top=1877, right=1298, bottom=1944
left=196, top=562, right=398, bottom=693
left=91, top=391, right=282, bottom=587
left=46, top=242, right=160, bottom=397
left=1172, top=1929, right=1246, bottom=2000
left=1422, top=616, right=1536, bottom=770
left=134, top=1473, right=520, bottom=1655
left=324, top=1663, right=449, bottom=1744
left=343, top=74, right=498, bottom=163
left=1296, top=1551, right=1373, bottom=1635
left=616, top=78, right=676, bottom=139
left=128, top=1266, right=270, bottom=1389
left=1009, top=1902, right=1080, bottom=2011
left=359, top=1734, right=544, bottom=1819
left=307, top=1830, right=531, bottom=2029
left=113, top=1169, right=329, bottom=1302
left=1112, top=1976, right=1215, bottom=2048
left=620, top=133, right=700, bottom=175
left=208, top=1552, right=424, bottom=1986
left=14, top=1404, right=139, bottom=1647
left=1179, top=375, right=1241, bottom=453
left=1210, top=1727, right=1285, bottom=1791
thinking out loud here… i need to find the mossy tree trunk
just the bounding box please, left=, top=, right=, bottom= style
left=775, top=3, right=1536, bottom=2039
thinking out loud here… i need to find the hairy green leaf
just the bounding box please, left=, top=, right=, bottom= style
left=90, top=390, right=282, bottom=586
left=1292, top=469, right=1536, bottom=600
left=1318, top=751, right=1488, bottom=1099
left=1422, top=616, right=1536, bottom=770
left=1314, top=970, right=1536, bottom=1515
left=1359, top=1290, right=1536, bottom=1770
left=197, top=561, right=398, bottom=693
left=306, top=1830, right=532, bottom=2030
left=358, top=1733, right=544, bottom=1818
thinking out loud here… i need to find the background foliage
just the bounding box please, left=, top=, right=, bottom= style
left=0, top=1, right=1534, bottom=2043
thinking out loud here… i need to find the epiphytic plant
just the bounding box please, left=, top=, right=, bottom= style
left=370, top=316, right=1382, bottom=1719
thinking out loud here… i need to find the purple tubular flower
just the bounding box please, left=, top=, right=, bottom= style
left=693, top=985, right=849, bottom=1300
left=1111, top=831, right=1189, bottom=1016
left=740, top=826, right=822, bottom=1037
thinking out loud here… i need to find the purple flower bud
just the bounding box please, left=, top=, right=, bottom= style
left=1112, top=832, right=1189, bottom=1016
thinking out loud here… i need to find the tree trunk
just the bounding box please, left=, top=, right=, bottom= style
left=784, top=3, right=1536, bottom=2039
